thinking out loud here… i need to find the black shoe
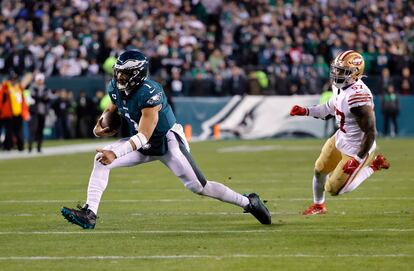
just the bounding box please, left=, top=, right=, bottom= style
left=244, top=193, right=272, bottom=225
left=61, top=204, right=96, bottom=229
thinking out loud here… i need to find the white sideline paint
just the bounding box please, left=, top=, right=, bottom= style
left=0, top=228, right=413, bottom=235
left=0, top=254, right=410, bottom=261
left=1, top=197, right=413, bottom=204
left=0, top=141, right=114, bottom=160
left=217, top=145, right=319, bottom=153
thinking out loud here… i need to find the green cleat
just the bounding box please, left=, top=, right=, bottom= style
left=61, top=204, right=97, bottom=229
left=244, top=193, right=272, bottom=225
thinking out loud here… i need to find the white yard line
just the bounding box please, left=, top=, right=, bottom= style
left=0, top=254, right=411, bottom=261
left=0, top=228, right=412, bottom=235
left=0, top=141, right=113, bottom=160
left=217, top=145, right=319, bottom=153
left=0, top=197, right=413, bottom=204
left=0, top=210, right=406, bottom=217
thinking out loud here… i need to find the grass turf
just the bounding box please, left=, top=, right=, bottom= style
left=0, top=138, right=413, bottom=270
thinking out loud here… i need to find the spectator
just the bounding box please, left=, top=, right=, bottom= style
left=208, top=48, right=224, bottom=74
left=228, top=65, right=247, bottom=96
left=377, top=68, right=393, bottom=95
left=273, top=71, right=290, bottom=96
left=381, top=85, right=400, bottom=137
left=75, top=90, right=94, bottom=138
left=1, top=72, right=29, bottom=151
left=52, top=89, right=71, bottom=139
left=0, top=78, right=13, bottom=150
left=167, top=67, right=184, bottom=97
left=28, top=73, right=50, bottom=152
left=1, top=1, right=414, bottom=96
left=396, top=67, right=414, bottom=95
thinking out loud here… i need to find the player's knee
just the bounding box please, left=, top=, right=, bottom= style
left=314, top=160, right=325, bottom=173
left=184, top=179, right=204, bottom=194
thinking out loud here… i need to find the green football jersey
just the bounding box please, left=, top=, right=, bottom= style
left=107, top=78, right=176, bottom=156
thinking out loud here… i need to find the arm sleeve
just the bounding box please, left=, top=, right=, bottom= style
left=307, top=97, right=335, bottom=118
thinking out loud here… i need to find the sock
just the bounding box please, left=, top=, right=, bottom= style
left=86, top=158, right=110, bottom=214
left=200, top=181, right=250, bottom=208
left=339, top=166, right=374, bottom=194
left=313, top=171, right=327, bottom=204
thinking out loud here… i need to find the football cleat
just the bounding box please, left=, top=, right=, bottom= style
left=303, top=203, right=327, bottom=215
left=244, top=193, right=272, bottom=225
left=61, top=204, right=97, bottom=229
left=370, top=154, right=390, bottom=171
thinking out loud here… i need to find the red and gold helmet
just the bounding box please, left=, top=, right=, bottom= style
left=330, top=50, right=365, bottom=89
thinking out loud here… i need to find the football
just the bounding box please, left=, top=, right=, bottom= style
left=100, top=111, right=122, bottom=132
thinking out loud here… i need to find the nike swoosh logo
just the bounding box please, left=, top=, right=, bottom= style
left=149, top=89, right=155, bottom=93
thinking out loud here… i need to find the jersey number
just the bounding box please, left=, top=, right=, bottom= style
left=124, top=112, right=138, bottom=130
left=335, top=109, right=346, bottom=133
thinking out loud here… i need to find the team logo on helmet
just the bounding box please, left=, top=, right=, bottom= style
left=351, top=57, right=363, bottom=66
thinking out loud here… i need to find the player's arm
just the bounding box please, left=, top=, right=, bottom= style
left=93, top=103, right=118, bottom=137
left=290, top=98, right=335, bottom=118
left=128, top=105, right=161, bottom=150
left=97, top=105, right=162, bottom=165
left=342, top=105, right=376, bottom=174
left=351, top=105, right=376, bottom=159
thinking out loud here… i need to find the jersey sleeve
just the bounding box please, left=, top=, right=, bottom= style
left=140, top=83, right=164, bottom=108
left=347, top=85, right=373, bottom=109
left=307, top=96, right=335, bottom=118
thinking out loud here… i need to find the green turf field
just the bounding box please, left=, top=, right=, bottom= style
left=0, top=138, right=413, bottom=271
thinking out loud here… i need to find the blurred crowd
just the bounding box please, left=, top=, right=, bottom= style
left=0, top=0, right=412, bottom=149
left=1, top=0, right=414, bottom=96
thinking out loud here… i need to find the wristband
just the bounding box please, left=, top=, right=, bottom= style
left=130, top=133, right=148, bottom=150
left=112, top=133, right=148, bottom=159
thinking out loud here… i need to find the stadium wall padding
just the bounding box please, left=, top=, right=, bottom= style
left=173, top=96, right=414, bottom=138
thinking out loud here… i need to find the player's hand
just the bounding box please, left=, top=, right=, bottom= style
left=342, top=158, right=361, bottom=175
left=290, top=105, right=308, bottom=116
left=93, top=118, right=117, bottom=137
left=96, top=148, right=117, bottom=165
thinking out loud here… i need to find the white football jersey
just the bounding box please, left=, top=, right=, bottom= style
left=330, top=79, right=376, bottom=157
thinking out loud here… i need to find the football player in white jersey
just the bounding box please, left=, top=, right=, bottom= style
left=290, top=50, right=390, bottom=215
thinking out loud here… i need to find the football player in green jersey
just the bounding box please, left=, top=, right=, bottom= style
left=61, top=50, right=271, bottom=229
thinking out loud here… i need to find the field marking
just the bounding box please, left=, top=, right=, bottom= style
left=1, top=197, right=414, bottom=204
left=0, top=210, right=408, bottom=217
left=0, top=228, right=413, bottom=235
left=0, top=254, right=411, bottom=261
left=0, top=141, right=113, bottom=160
left=217, top=145, right=319, bottom=153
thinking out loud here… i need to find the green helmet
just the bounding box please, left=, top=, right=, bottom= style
left=113, top=50, right=149, bottom=94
